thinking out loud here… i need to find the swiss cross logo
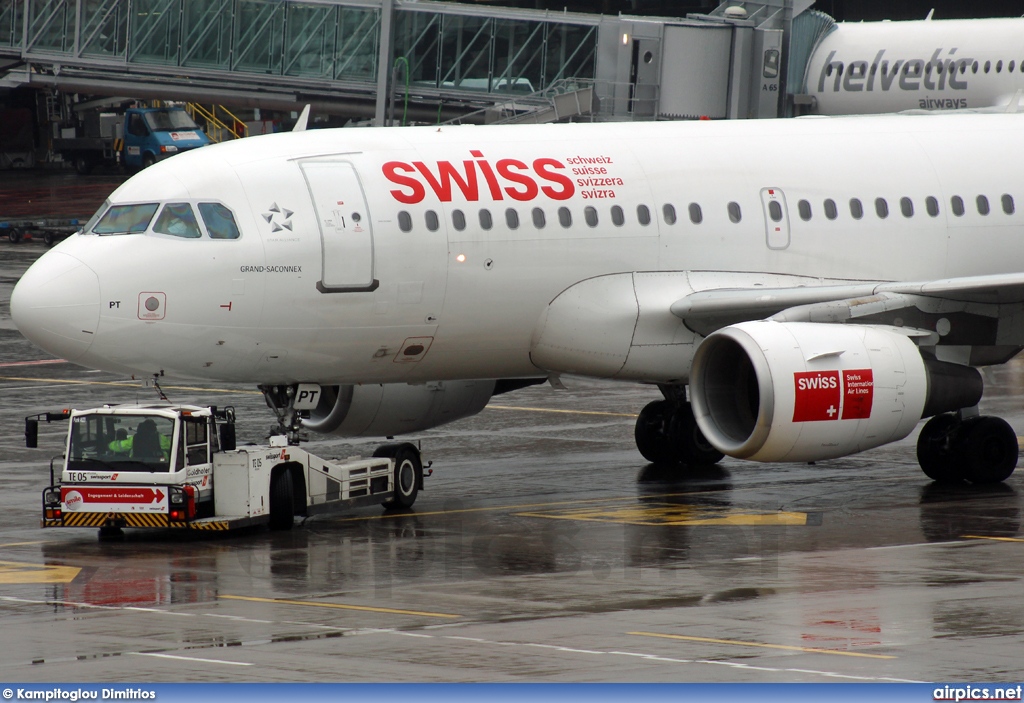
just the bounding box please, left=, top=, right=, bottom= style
left=793, top=371, right=840, bottom=422
left=793, top=369, right=874, bottom=422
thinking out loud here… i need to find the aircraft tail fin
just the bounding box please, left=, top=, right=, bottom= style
left=293, top=105, right=311, bottom=132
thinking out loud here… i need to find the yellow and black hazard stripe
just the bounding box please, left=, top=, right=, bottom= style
left=51, top=512, right=233, bottom=531
left=176, top=521, right=231, bottom=531
left=57, top=512, right=169, bottom=528
left=113, top=137, right=124, bottom=153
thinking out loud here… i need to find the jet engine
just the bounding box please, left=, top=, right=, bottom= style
left=302, top=381, right=496, bottom=437
left=689, top=321, right=983, bottom=463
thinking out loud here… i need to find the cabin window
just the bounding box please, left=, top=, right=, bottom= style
left=94, top=203, right=159, bottom=235
left=875, top=197, right=889, bottom=219
left=479, top=208, right=493, bottom=230
left=1010, top=60, right=1016, bottom=73
left=925, top=196, right=940, bottom=217
left=154, top=203, right=201, bottom=238
left=425, top=210, right=439, bottom=232
left=984, top=61, right=991, bottom=74
left=452, top=209, right=466, bottom=231
left=728, top=201, right=742, bottom=223
left=198, top=203, right=241, bottom=239
left=662, top=204, right=677, bottom=225
left=558, top=207, right=572, bottom=228
left=584, top=206, right=599, bottom=227
left=532, top=207, right=546, bottom=229
left=824, top=198, right=838, bottom=220
left=951, top=196, right=965, bottom=217
left=976, top=195, right=990, bottom=216
left=637, top=204, right=651, bottom=226
left=505, top=208, right=519, bottom=229
left=1003, top=194, right=1016, bottom=215
left=768, top=201, right=783, bottom=222
left=849, top=198, right=863, bottom=220
left=611, top=205, right=625, bottom=226
left=797, top=199, right=812, bottom=221
left=397, top=211, right=412, bottom=232
left=997, top=60, right=1003, bottom=73
left=972, top=61, right=979, bottom=74
left=687, top=203, right=702, bottom=224
left=900, top=197, right=914, bottom=218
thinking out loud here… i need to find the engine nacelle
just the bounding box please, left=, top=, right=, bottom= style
left=303, top=381, right=495, bottom=437
left=690, top=321, right=983, bottom=462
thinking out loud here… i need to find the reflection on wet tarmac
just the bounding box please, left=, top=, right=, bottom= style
left=919, top=482, right=1021, bottom=542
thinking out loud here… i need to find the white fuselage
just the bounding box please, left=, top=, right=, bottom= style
left=805, top=18, right=1024, bottom=114
left=12, top=113, right=1024, bottom=385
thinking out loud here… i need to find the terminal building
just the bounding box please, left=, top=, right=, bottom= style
left=0, top=0, right=943, bottom=165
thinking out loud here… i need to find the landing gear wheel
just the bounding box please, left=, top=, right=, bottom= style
left=376, top=443, right=421, bottom=509
left=917, top=413, right=962, bottom=483
left=957, top=416, right=1018, bottom=484
left=635, top=400, right=672, bottom=463
left=268, top=469, right=295, bottom=530
left=668, top=404, right=724, bottom=466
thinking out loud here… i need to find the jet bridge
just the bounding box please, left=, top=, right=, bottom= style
left=0, top=0, right=819, bottom=133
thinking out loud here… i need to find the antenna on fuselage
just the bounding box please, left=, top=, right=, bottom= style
left=293, top=104, right=311, bottom=132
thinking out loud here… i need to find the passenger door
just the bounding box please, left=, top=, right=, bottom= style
left=300, top=160, right=378, bottom=292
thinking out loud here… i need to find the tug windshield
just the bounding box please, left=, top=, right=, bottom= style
left=68, top=414, right=175, bottom=472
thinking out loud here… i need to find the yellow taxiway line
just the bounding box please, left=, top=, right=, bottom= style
left=962, top=535, right=1024, bottom=543
left=629, top=631, right=897, bottom=659
left=219, top=594, right=460, bottom=618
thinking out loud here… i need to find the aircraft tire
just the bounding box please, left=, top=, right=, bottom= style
left=668, top=403, right=724, bottom=466
left=917, top=413, right=962, bottom=483
left=956, top=416, right=1018, bottom=484
left=377, top=443, right=421, bottom=509
left=268, top=468, right=295, bottom=530
left=635, top=400, right=673, bottom=463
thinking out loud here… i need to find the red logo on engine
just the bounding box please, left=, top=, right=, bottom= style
left=793, top=371, right=841, bottom=422
left=841, top=369, right=873, bottom=419
left=793, top=369, right=873, bottom=422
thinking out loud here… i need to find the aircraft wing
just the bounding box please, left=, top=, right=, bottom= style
left=671, top=271, right=1024, bottom=323
left=531, top=271, right=1024, bottom=382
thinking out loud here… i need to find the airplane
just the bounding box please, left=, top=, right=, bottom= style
left=11, top=111, right=1024, bottom=490
left=804, top=16, right=1024, bottom=115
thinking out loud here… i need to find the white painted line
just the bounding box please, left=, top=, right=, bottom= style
left=866, top=540, right=975, bottom=550
left=131, top=652, right=252, bottom=666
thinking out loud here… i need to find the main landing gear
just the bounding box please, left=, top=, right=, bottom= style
left=917, top=411, right=1019, bottom=484
left=634, top=387, right=723, bottom=469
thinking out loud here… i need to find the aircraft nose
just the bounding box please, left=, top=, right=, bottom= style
left=11, top=252, right=101, bottom=363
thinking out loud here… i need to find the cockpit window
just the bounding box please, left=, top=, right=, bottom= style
left=80, top=200, right=109, bottom=234
left=154, top=203, right=202, bottom=238
left=198, top=202, right=241, bottom=239
left=93, top=203, right=159, bottom=234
